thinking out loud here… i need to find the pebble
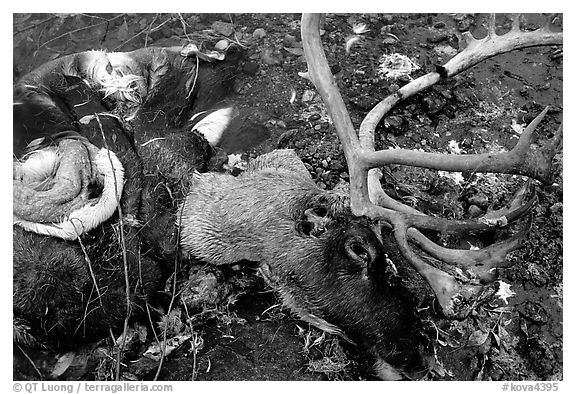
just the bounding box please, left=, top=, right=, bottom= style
left=422, top=94, right=446, bottom=115
left=276, top=129, right=297, bottom=148
left=427, top=32, right=448, bottom=43
left=468, top=204, right=483, bottom=218
left=302, top=89, right=316, bottom=102
left=381, top=15, right=395, bottom=25
left=314, top=125, right=322, bottom=131
left=253, top=28, right=267, bottom=39
left=211, top=21, right=234, bottom=37
left=434, top=21, right=446, bottom=29
left=383, top=37, right=397, bottom=45
left=214, top=39, right=229, bottom=51
left=242, top=61, right=259, bottom=75
left=519, top=301, right=549, bottom=325
left=468, top=192, right=490, bottom=208
left=283, top=34, right=298, bottom=47
left=260, top=49, right=280, bottom=65
left=308, top=113, right=321, bottom=122
left=329, top=160, right=344, bottom=171
left=384, top=115, right=406, bottom=135
left=388, top=83, right=400, bottom=93
left=549, top=202, right=562, bottom=213
left=321, top=159, right=329, bottom=168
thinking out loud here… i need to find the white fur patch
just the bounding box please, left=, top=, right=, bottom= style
left=374, top=358, right=404, bottom=380
left=14, top=148, right=59, bottom=187
left=83, top=50, right=143, bottom=103
left=191, top=107, right=236, bottom=146
left=14, top=149, right=124, bottom=240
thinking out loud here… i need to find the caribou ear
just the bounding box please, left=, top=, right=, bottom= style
left=296, top=207, right=331, bottom=237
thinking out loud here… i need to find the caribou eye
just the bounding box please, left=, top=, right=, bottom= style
left=351, top=242, right=369, bottom=261
left=345, top=239, right=372, bottom=265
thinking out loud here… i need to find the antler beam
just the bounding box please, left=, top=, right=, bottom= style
left=301, top=13, right=562, bottom=318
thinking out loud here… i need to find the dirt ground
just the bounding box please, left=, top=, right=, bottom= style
left=12, top=13, right=563, bottom=381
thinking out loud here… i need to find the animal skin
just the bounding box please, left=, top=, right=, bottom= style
left=179, top=149, right=426, bottom=379
left=13, top=45, right=426, bottom=379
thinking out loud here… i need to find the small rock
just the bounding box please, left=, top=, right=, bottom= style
left=211, top=21, right=234, bottom=37
left=383, top=37, right=397, bottom=45
left=381, top=15, right=394, bottom=25
left=302, top=89, right=316, bottom=102
left=294, top=140, right=306, bottom=149
left=253, top=28, right=267, bottom=39
left=427, top=31, right=448, bottom=44
left=321, top=159, right=329, bottom=168
left=468, top=204, right=483, bottom=218
left=260, top=49, right=280, bottom=65
left=340, top=172, right=349, bottom=179
left=214, top=39, right=229, bottom=51
left=329, top=160, right=344, bottom=171
left=519, top=301, right=549, bottom=325
left=283, top=34, right=297, bottom=47
left=317, top=181, right=327, bottom=189
left=422, top=94, right=446, bottom=115
left=350, top=96, right=379, bottom=111
left=314, top=125, right=322, bottom=131
left=243, top=61, right=259, bottom=76
left=549, top=202, right=562, bottom=213
left=434, top=21, right=446, bottom=29
left=383, top=115, right=407, bottom=135
left=308, top=113, right=321, bottom=122
left=468, top=192, right=490, bottom=208
left=181, top=267, right=232, bottom=310
left=277, top=129, right=296, bottom=148
left=276, top=120, right=287, bottom=129
left=388, top=83, right=400, bottom=93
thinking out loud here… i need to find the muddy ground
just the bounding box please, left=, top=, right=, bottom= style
left=12, top=13, right=563, bottom=381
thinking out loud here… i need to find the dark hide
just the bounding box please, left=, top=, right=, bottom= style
left=13, top=46, right=242, bottom=346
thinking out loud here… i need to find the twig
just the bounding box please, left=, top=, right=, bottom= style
left=13, top=15, right=58, bottom=35
left=144, top=14, right=160, bottom=48
left=185, top=56, right=200, bottom=100
left=16, top=343, right=43, bottom=379
left=115, top=15, right=172, bottom=52
left=177, top=13, right=192, bottom=42
left=181, top=302, right=199, bottom=381
left=153, top=197, right=186, bottom=381
left=94, top=114, right=131, bottom=381
left=71, top=219, right=110, bottom=338
left=38, top=14, right=126, bottom=50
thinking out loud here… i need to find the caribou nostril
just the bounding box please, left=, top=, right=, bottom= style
left=314, top=206, right=328, bottom=217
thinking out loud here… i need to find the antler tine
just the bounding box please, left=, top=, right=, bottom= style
left=442, top=17, right=562, bottom=78
left=487, top=13, right=497, bottom=38
left=301, top=13, right=561, bottom=320
left=511, top=14, right=521, bottom=32
left=405, top=181, right=535, bottom=283
left=301, top=14, right=360, bottom=155
left=362, top=107, right=558, bottom=184
left=301, top=13, right=376, bottom=217
left=393, top=223, right=488, bottom=319
left=407, top=224, right=528, bottom=284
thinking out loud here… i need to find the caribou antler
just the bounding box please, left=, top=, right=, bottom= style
left=301, top=13, right=562, bottom=318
